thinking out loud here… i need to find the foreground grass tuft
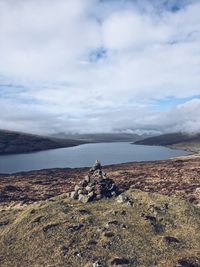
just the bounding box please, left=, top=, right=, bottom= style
left=0, top=189, right=200, bottom=267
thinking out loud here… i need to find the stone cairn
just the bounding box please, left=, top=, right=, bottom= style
left=70, top=160, right=118, bottom=203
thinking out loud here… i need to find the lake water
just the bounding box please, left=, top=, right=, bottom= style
left=0, top=142, right=190, bottom=174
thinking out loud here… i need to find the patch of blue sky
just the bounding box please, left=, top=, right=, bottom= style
left=153, top=95, right=200, bottom=109
left=89, top=47, right=107, bottom=63
left=0, top=84, right=26, bottom=97
left=0, top=84, right=40, bottom=105
left=100, top=0, right=199, bottom=13
left=155, top=0, right=184, bottom=12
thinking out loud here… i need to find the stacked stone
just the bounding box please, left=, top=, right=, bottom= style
left=70, top=160, right=118, bottom=203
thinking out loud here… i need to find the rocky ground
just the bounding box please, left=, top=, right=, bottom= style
left=0, top=189, right=199, bottom=267
left=0, top=156, right=199, bottom=209
left=0, top=159, right=200, bottom=267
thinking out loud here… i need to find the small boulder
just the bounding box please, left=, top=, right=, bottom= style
left=78, top=194, right=92, bottom=203
left=78, top=209, right=91, bottom=215
left=91, top=160, right=102, bottom=171
left=68, top=223, right=83, bottom=232
left=106, top=220, right=120, bottom=227
left=43, top=223, right=59, bottom=233
left=103, top=231, right=115, bottom=238
left=85, top=175, right=90, bottom=183
left=164, top=236, right=180, bottom=244
left=61, top=245, right=68, bottom=256
left=86, top=185, right=93, bottom=192
left=116, top=194, right=134, bottom=206
left=174, top=257, right=200, bottom=267
left=93, top=261, right=105, bottom=267
left=88, top=191, right=95, bottom=198
left=74, top=185, right=80, bottom=192
left=74, top=251, right=83, bottom=258
left=70, top=191, right=78, bottom=200
left=110, top=258, right=130, bottom=265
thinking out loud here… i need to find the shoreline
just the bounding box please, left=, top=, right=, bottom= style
left=0, top=142, right=194, bottom=175
left=0, top=155, right=199, bottom=207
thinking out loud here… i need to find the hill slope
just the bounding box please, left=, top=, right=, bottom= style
left=52, top=133, right=146, bottom=143
left=0, top=130, right=85, bottom=155
left=134, top=133, right=200, bottom=153
left=0, top=190, right=199, bottom=267
left=0, top=156, right=199, bottom=204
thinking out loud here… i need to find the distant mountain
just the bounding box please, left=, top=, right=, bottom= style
left=52, top=132, right=148, bottom=143
left=134, top=133, right=200, bottom=146
left=0, top=130, right=85, bottom=155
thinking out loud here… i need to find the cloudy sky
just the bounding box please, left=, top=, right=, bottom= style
left=0, top=0, right=200, bottom=135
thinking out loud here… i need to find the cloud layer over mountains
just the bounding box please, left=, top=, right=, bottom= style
left=0, top=0, right=200, bottom=134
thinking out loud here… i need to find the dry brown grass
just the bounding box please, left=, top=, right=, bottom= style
left=0, top=156, right=200, bottom=207
left=0, top=190, right=200, bottom=267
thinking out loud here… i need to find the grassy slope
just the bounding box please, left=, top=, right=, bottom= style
left=0, top=130, right=85, bottom=155
left=0, top=190, right=199, bottom=267
left=134, top=133, right=200, bottom=154
left=169, top=142, right=200, bottom=154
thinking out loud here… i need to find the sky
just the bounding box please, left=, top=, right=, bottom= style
left=0, top=0, right=200, bottom=135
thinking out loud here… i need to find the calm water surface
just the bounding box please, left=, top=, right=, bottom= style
left=0, top=142, right=190, bottom=174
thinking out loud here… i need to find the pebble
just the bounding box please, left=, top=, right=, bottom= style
left=68, top=224, right=83, bottom=232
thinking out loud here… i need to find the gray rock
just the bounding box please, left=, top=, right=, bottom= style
left=96, top=194, right=102, bottom=200
left=174, top=257, right=200, bottom=267
left=68, top=224, right=83, bottom=232
left=164, top=236, right=180, bottom=244
left=93, top=261, right=105, bottom=267
left=102, top=171, right=107, bottom=179
left=86, top=185, right=93, bottom=192
left=85, top=175, right=90, bottom=183
left=91, top=160, right=102, bottom=171
left=110, top=258, right=130, bottom=265
left=149, top=203, right=169, bottom=214
left=111, top=191, right=117, bottom=197
left=116, top=194, right=134, bottom=206
left=78, top=194, right=91, bottom=203
left=78, top=209, right=91, bottom=215
left=74, top=185, right=80, bottom=192
left=70, top=191, right=78, bottom=200
left=106, top=220, right=120, bottom=227
left=61, top=245, right=68, bottom=256
left=88, top=191, right=95, bottom=198
left=116, top=194, right=128, bottom=203
left=77, top=189, right=84, bottom=195
left=74, top=251, right=83, bottom=258
left=80, top=180, right=88, bottom=187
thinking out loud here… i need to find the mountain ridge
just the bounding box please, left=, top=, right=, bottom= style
left=0, top=129, right=147, bottom=155
left=0, top=129, right=86, bottom=155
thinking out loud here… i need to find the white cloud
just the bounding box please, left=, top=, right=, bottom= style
left=0, top=0, right=100, bottom=79
left=0, top=0, right=200, bottom=134
left=147, top=99, right=200, bottom=134
left=102, top=11, right=171, bottom=50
